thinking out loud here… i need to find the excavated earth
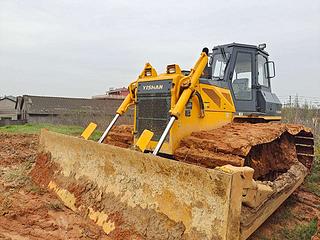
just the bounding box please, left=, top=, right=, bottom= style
left=0, top=133, right=110, bottom=240
left=0, top=131, right=318, bottom=239
left=104, top=125, right=134, bottom=148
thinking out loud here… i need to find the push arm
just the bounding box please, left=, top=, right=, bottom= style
left=98, top=63, right=157, bottom=143
left=170, top=49, right=208, bottom=118
left=153, top=48, right=208, bottom=155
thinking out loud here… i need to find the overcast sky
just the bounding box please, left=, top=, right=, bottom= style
left=0, top=0, right=319, bottom=100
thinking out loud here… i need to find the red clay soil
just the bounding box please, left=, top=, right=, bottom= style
left=0, top=186, right=111, bottom=240
left=103, top=125, right=134, bottom=148
left=0, top=133, right=110, bottom=240
left=0, top=133, right=38, bottom=166
left=30, top=152, right=59, bottom=188
left=175, top=123, right=312, bottom=179
left=249, top=190, right=320, bottom=240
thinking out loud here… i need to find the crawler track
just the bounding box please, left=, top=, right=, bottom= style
left=175, top=123, right=314, bottom=179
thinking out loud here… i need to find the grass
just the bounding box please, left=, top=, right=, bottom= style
left=26, top=184, right=46, bottom=194
left=282, top=106, right=320, bottom=196
left=281, top=218, right=318, bottom=240
left=0, top=123, right=102, bottom=141
left=303, top=143, right=320, bottom=196
left=2, top=158, right=34, bottom=188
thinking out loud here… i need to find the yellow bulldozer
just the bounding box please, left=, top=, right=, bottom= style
left=35, top=43, right=314, bottom=239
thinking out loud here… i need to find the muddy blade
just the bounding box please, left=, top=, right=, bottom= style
left=36, top=130, right=246, bottom=239
left=35, top=130, right=309, bottom=240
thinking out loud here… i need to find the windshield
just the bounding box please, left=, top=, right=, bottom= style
left=211, top=53, right=227, bottom=80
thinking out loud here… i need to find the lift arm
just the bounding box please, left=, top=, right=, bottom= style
left=152, top=48, right=208, bottom=155
left=98, top=63, right=157, bottom=143
left=171, top=49, right=208, bottom=118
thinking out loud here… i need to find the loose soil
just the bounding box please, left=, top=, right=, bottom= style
left=0, top=133, right=318, bottom=239
left=0, top=133, right=110, bottom=240
left=103, top=125, right=133, bottom=148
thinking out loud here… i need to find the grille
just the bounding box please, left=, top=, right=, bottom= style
left=136, top=80, right=172, bottom=141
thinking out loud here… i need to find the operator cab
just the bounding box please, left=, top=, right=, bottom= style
left=203, top=43, right=281, bottom=116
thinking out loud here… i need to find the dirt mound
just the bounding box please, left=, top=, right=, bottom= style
left=103, top=125, right=133, bottom=148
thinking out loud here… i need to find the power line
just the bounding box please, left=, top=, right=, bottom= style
left=280, top=95, right=320, bottom=108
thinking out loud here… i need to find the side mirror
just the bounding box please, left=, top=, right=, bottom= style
left=264, top=61, right=275, bottom=78
left=209, top=54, right=213, bottom=65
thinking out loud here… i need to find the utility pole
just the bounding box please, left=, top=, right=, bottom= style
left=289, top=95, right=292, bottom=108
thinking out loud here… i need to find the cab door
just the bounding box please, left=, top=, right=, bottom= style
left=256, top=53, right=279, bottom=114
left=229, top=49, right=257, bottom=113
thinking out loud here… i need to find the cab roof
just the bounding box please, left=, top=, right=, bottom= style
left=212, top=42, right=269, bottom=56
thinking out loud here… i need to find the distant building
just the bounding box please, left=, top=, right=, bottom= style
left=0, top=96, right=18, bottom=120
left=107, top=87, right=129, bottom=97
left=15, top=95, right=133, bottom=127
left=92, top=87, right=129, bottom=100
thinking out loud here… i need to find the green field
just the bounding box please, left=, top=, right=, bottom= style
left=0, top=123, right=102, bottom=141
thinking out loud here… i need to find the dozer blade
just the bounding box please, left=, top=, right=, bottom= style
left=32, top=129, right=308, bottom=240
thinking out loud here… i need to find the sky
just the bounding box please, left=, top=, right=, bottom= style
left=0, top=0, right=319, bottom=101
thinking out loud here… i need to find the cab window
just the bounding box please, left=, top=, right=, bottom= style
left=257, top=54, right=269, bottom=87
left=212, top=53, right=227, bottom=80
left=232, top=52, right=252, bottom=100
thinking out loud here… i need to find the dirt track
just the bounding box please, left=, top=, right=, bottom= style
left=0, top=133, right=319, bottom=239
left=175, top=123, right=305, bottom=179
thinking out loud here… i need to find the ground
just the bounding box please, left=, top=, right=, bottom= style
left=0, top=124, right=319, bottom=239
left=0, top=131, right=110, bottom=240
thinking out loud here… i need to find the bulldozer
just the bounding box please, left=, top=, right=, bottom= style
left=34, top=43, right=314, bottom=240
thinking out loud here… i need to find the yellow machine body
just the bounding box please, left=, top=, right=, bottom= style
left=116, top=53, right=237, bottom=155
left=134, top=71, right=235, bottom=155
